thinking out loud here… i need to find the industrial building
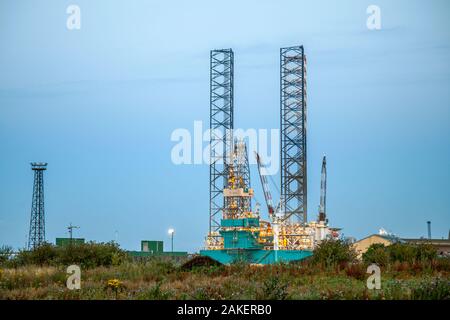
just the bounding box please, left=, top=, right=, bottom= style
left=55, top=238, right=85, bottom=247
left=128, top=240, right=188, bottom=258
left=353, top=234, right=450, bottom=258
left=353, top=234, right=398, bottom=259
left=404, top=238, right=450, bottom=257
left=200, top=46, right=340, bottom=265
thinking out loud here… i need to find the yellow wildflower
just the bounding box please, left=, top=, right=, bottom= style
left=107, top=278, right=122, bottom=289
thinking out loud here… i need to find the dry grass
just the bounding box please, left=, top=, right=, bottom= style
left=0, top=259, right=449, bottom=300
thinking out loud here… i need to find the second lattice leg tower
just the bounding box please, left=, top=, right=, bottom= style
left=280, top=46, right=308, bottom=224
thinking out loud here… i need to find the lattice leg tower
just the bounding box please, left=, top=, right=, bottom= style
left=209, top=49, right=234, bottom=247
left=280, top=46, right=307, bottom=224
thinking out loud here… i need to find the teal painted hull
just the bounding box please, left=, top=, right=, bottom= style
left=200, top=249, right=312, bottom=265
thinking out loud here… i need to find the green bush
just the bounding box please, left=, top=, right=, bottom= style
left=411, top=277, right=450, bottom=300
left=363, top=242, right=438, bottom=268
left=387, top=243, right=417, bottom=264
left=363, top=243, right=389, bottom=266
left=312, top=239, right=357, bottom=269
left=258, top=276, right=289, bottom=300
left=57, top=242, right=128, bottom=268
left=0, top=245, right=14, bottom=266
left=433, top=257, right=450, bottom=272
left=136, top=282, right=172, bottom=300
left=362, top=242, right=438, bottom=271
left=15, top=243, right=58, bottom=266
left=146, top=258, right=176, bottom=278
left=344, top=263, right=366, bottom=280
left=414, top=243, right=437, bottom=262
left=13, top=242, right=128, bottom=268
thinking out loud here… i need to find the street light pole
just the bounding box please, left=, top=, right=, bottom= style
left=168, top=228, right=175, bottom=253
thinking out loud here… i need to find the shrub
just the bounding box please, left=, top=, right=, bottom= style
left=137, top=282, right=172, bottom=300
left=13, top=242, right=128, bottom=268
left=363, top=242, right=439, bottom=270
left=383, top=243, right=438, bottom=265
left=312, top=239, right=357, bottom=269
left=344, top=263, right=366, bottom=280
left=363, top=243, right=389, bottom=266
left=432, top=257, right=450, bottom=272
left=392, top=261, right=409, bottom=272
left=147, top=258, right=176, bottom=275
left=0, top=246, right=14, bottom=266
left=415, top=243, right=437, bottom=262
left=387, top=243, right=417, bottom=264
left=57, top=242, right=129, bottom=268
left=190, top=286, right=222, bottom=300
left=15, top=243, right=58, bottom=266
left=411, top=277, right=450, bottom=300
left=257, top=276, right=289, bottom=300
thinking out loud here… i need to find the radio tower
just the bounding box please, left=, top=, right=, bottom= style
left=28, top=162, right=47, bottom=249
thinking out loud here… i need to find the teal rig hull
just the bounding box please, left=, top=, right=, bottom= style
left=200, top=217, right=313, bottom=265
left=200, top=248, right=312, bottom=265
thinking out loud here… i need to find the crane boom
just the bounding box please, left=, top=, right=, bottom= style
left=318, top=156, right=327, bottom=222
left=255, top=152, right=275, bottom=216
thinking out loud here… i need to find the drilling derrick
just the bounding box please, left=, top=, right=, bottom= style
left=280, top=45, right=307, bottom=224
left=28, top=162, right=47, bottom=249
left=225, top=139, right=252, bottom=217
left=218, top=140, right=263, bottom=253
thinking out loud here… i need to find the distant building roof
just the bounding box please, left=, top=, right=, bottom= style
left=356, top=234, right=403, bottom=244
left=402, top=238, right=450, bottom=246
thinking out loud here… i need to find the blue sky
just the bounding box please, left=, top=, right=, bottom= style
left=0, top=0, right=449, bottom=252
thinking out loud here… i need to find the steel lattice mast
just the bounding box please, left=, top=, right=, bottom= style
left=209, top=49, right=234, bottom=235
left=28, top=162, right=47, bottom=249
left=280, top=45, right=307, bottom=224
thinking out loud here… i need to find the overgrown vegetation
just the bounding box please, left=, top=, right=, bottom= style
left=0, top=241, right=448, bottom=300
left=0, top=246, right=13, bottom=265
left=363, top=242, right=438, bottom=266
left=311, top=239, right=357, bottom=269
left=1, top=242, right=129, bottom=269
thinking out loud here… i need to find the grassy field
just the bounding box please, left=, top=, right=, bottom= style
left=0, top=258, right=449, bottom=300
left=1, top=241, right=448, bottom=300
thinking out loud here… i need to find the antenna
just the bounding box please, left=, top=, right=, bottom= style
left=67, top=223, right=80, bottom=244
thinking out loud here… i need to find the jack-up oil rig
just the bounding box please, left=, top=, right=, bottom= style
left=200, top=46, right=340, bottom=264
